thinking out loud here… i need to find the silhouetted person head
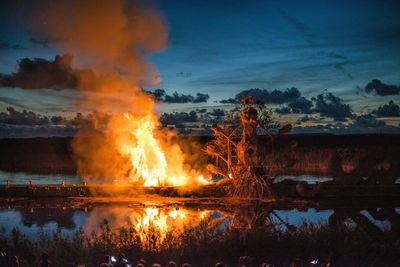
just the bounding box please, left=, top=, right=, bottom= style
left=136, top=264, right=144, bottom=267
left=118, top=253, right=126, bottom=261
left=103, top=255, right=111, bottom=264
left=116, top=253, right=128, bottom=267
left=215, top=262, right=224, bottom=267
left=10, top=256, right=19, bottom=267
left=137, top=259, right=146, bottom=265
left=181, top=264, right=191, bottom=267
left=238, top=256, right=252, bottom=267
left=152, top=264, right=161, bottom=267
left=167, top=261, right=177, bottom=267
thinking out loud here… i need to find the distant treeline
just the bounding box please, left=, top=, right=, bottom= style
left=0, top=137, right=76, bottom=174
left=260, top=134, right=400, bottom=179
left=0, top=134, right=399, bottom=177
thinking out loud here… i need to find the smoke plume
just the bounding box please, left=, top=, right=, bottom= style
left=34, top=0, right=207, bottom=185
left=35, top=0, right=167, bottom=113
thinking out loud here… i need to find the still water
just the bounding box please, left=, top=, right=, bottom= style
left=0, top=171, right=333, bottom=185
left=0, top=171, right=82, bottom=185
left=1, top=171, right=399, bottom=255
left=0, top=200, right=398, bottom=243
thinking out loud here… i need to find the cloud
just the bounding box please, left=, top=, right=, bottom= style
left=164, top=92, right=194, bottom=103
left=312, top=92, right=352, bottom=120
left=275, top=106, right=291, bottom=114
left=193, top=93, right=210, bottom=103
left=372, top=100, right=400, bottom=117
left=147, top=89, right=210, bottom=103
left=0, top=41, right=26, bottom=50
left=0, top=107, right=49, bottom=125
left=296, top=115, right=314, bottom=123
left=288, top=97, right=313, bottom=113
left=365, top=79, right=400, bottom=96
left=280, top=11, right=314, bottom=45
left=292, top=121, right=400, bottom=135
left=335, top=61, right=353, bottom=80
left=274, top=96, right=313, bottom=115
left=220, top=98, right=238, bottom=104
left=323, top=52, right=353, bottom=80
left=160, top=111, right=198, bottom=125
left=147, top=88, right=166, bottom=101
left=0, top=96, right=31, bottom=109
left=196, top=108, right=207, bottom=113
left=208, top=108, right=225, bottom=117
left=0, top=54, right=90, bottom=90
left=0, top=107, right=110, bottom=128
left=221, top=87, right=301, bottom=104
left=352, top=114, right=386, bottom=127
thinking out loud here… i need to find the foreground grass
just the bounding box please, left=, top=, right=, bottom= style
left=0, top=219, right=399, bottom=267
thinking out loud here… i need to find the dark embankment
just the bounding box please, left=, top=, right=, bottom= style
left=0, top=137, right=76, bottom=174
left=262, top=134, right=400, bottom=180
left=0, top=134, right=399, bottom=178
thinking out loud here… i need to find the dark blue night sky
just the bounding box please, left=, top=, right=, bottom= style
left=0, top=0, right=399, bottom=136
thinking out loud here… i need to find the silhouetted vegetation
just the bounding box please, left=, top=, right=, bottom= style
left=0, top=218, right=399, bottom=266
left=1, top=135, right=400, bottom=179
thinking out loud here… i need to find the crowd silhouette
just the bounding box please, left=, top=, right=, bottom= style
left=0, top=252, right=334, bottom=267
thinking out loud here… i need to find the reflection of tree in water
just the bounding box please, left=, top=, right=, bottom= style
left=217, top=203, right=296, bottom=237
left=214, top=203, right=400, bottom=244
left=328, top=207, right=400, bottom=241
left=230, top=204, right=275, bottom=230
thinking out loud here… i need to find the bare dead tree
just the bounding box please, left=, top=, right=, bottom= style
left=206, top=96, right=291, bottom=198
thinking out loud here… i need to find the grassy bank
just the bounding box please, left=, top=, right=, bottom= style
left=1, top=218, right=399, bottom=267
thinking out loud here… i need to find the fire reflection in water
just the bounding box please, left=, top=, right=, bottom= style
left=83, top=206, right=212, bottom=251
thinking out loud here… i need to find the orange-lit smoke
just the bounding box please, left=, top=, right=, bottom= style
left=36, top=0, right=208, bottom=186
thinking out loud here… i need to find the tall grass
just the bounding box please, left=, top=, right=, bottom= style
left=1, top=218, right=399, bottom=267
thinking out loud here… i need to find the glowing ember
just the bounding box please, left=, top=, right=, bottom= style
left=111, top=113, right=209, bottom=187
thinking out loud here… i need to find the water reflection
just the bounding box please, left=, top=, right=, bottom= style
left=328, top=207, right=400, bottom=240
left=0, top=171, right=82, bottom=185
left=0, top=171, right=338, bottom=185
left=81, top=205, right=212, bottom=250
left=0, top=201, right=399, bottom=251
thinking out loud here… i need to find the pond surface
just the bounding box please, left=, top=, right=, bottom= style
left=0, top=171, right=334, bottom=185
left=0, top=171, right=82, bottom=185
left=0, top=199, right=399, bottom=245
left=1, top=170, right=400, bottom=264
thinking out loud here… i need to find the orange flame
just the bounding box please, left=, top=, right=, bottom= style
left=110, top=113, right=208, bottom=187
